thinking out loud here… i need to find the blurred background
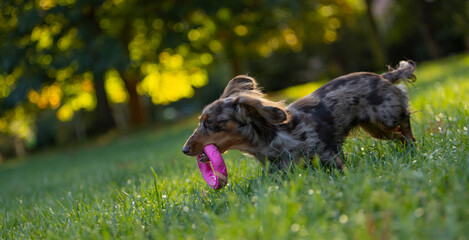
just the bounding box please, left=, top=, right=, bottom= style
left=0, top=0, right=468, bottom=161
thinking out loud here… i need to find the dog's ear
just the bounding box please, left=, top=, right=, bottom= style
left=233, top=95, right=287, bottom=125
left=220, top=75, right=263, bottom=99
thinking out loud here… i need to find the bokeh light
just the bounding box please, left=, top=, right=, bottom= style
left=1, top=0, right=467, bottom=158
left=105, top=69, right=128, bottom=104
left=138, top=53, right=208, bottom=105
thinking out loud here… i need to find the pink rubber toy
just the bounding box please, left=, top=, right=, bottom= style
left=197, top=144, right=228, bottom=189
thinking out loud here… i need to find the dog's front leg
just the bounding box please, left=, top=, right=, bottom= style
left=266, top=154, right=296, bottom=174
left=318, top=147, right=345, bottom=171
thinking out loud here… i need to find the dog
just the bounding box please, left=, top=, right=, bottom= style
left=182, top=61, right=416, bottom=171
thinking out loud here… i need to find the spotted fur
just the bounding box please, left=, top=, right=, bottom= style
left=182, top=61, right=417, bottom=171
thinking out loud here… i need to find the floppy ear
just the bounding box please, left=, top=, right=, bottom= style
left=220, top=75, right=263, bottom=99
left=233, top=95, right=287, bottom=125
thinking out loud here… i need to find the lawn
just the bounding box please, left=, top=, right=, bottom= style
left=1, top=55, right=468, bottom=239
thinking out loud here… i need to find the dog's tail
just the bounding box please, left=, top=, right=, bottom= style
left=381, top=60, right=417, bottom=84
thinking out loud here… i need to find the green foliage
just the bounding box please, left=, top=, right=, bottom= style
left=1, top=0, right=469, bottom=157
left=1, top=54, right=468, bottom=239
left=0, top=0, right=366, bottom=149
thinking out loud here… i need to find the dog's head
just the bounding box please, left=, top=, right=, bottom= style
left=182, top=75, right=288, bottom=157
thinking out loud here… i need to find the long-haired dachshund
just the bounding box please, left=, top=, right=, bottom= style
left=183, top=61, right=416, bottom=171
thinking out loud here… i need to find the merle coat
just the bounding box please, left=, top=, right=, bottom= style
left=183, top=61, right=416, bottom=171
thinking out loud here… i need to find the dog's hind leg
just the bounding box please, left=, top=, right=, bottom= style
left=361, top=119, right=415, bottom=146
left=361, top=122, right=401, bottom=140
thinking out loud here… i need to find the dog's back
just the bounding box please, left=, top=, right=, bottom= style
left=286, top=61, right=416, bottom=169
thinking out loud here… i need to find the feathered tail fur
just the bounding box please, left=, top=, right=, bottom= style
left=381, top=60, right=417, bottom=84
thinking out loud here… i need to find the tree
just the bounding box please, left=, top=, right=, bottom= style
left=1, top=0, right=468, bottom=159
left=364, top=0, right=387, bottom=68
left=0, top=0, right=122, bottom=135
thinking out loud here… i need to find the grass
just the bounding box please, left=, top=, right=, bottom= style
left=1, top=54, right=468, bottom=239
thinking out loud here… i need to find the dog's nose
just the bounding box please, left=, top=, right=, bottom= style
left=182, top=146, right=190, bottom=155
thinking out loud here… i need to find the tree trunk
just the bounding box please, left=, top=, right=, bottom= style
left=13, top=136, right=25, bottom=158
left=82, top=5, right=117, bottom=135
left=415, top=0, right=442, bottom=59
left=465, top=35, right=469, bottom=51
left=74, top=110, right=86, bottom=141
left=122, top=72, right=147, bottom=126
left=230, top=55, right=242, bottom=76
left=90, top=72, right=116, bottom=134
left=118, top=18, right=147, bottom=127
left=365, top=0, right=387, bottom=69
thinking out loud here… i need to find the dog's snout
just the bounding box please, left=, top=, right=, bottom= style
left=182, top=146, right=191, bottom=155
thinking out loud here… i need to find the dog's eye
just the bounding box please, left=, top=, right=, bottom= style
left=205, top=119, right=214, bottom=126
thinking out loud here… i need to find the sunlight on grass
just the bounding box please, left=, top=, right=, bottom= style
left=411, top=55, right=469, bottom=118
left=272, top=81, right=326, bottom=102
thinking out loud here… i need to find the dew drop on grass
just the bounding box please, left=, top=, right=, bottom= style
left=339, top=214, right=348, bottom=223
left=290, top=223, right=300, bottom=232
left=299, top=228, right=308, bottom=237
left=355, top=211, right=365, bottom=224
left=414, top=208, right=424, bottom=217
left=272, top=206, right=281, bottom=215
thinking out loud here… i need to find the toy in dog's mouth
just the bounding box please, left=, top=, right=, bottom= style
left=196, top=144, right=228, bottom=189
left=197, top=152, right=210, bottom=163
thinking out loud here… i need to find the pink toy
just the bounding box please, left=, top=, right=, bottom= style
left=197, top=144, right=228, bottom=189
